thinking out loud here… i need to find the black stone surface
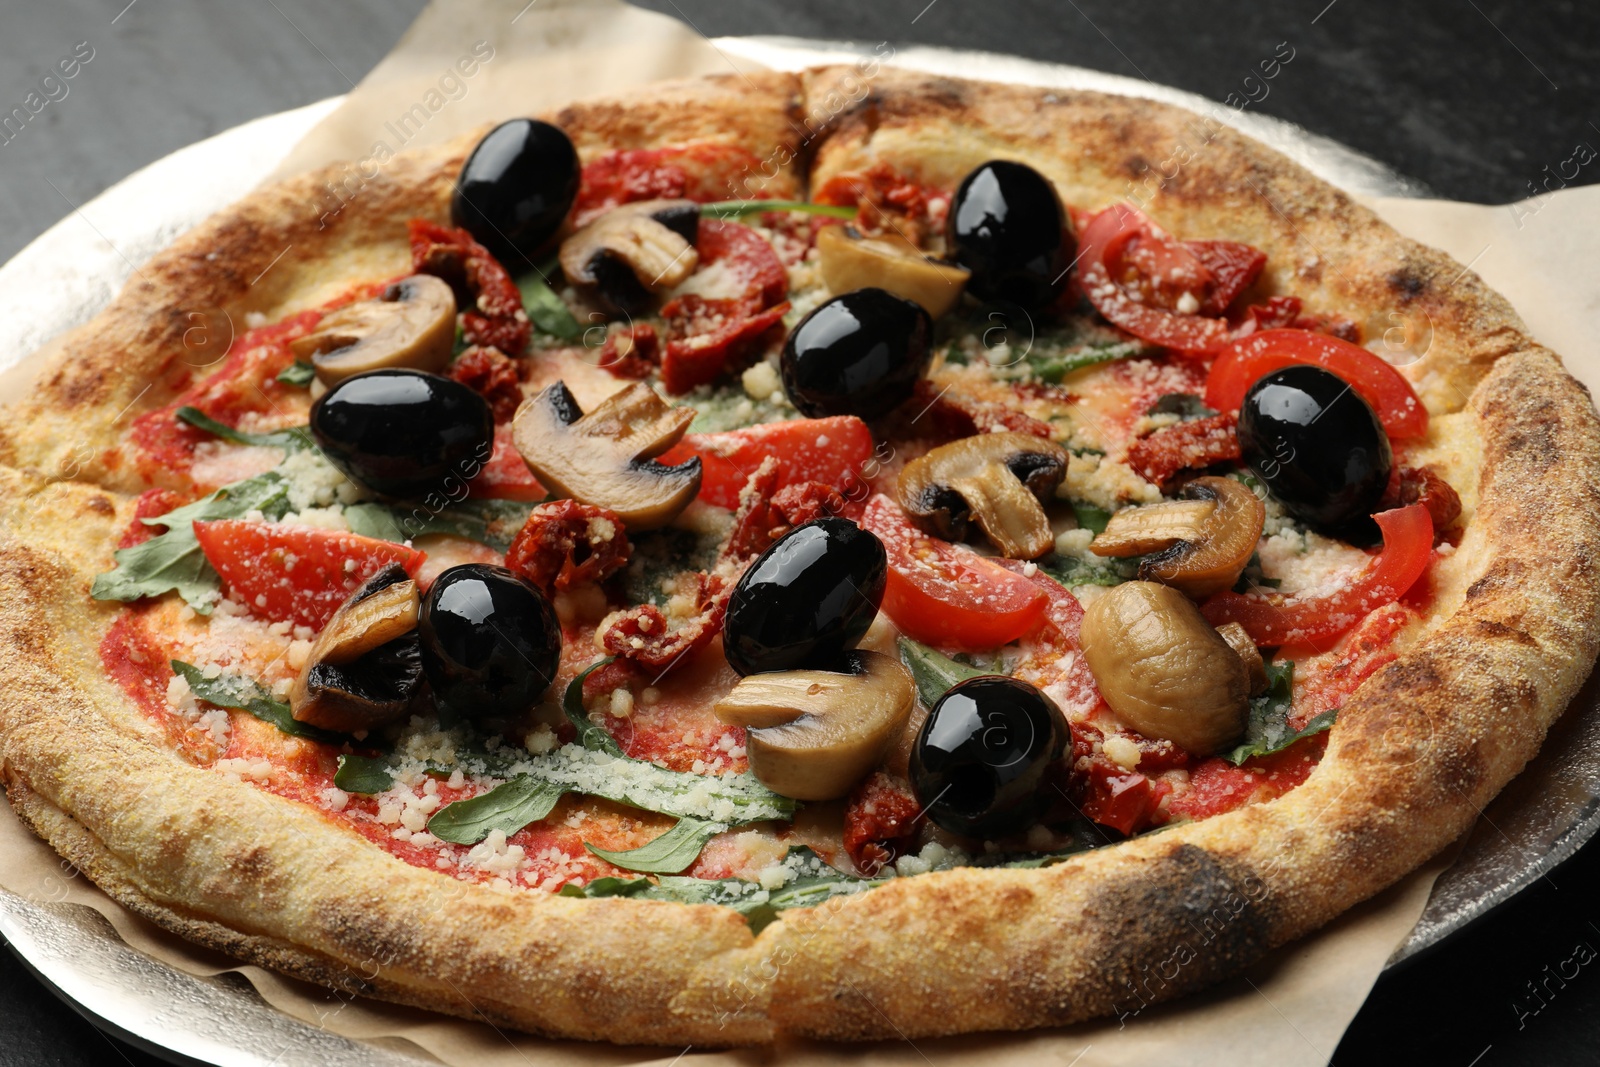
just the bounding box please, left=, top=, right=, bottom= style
left=0, top=2, right=1597, bottom=1065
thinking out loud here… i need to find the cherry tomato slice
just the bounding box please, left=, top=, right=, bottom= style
left=1204, top=327, right=1428, bottom=440
left=660, top=416, right=875, bottom=510
left=194, top=519, right=426, bottom=630
left=1079, top=204, right=1241, bottom=354
left=467, top=423, right=546, bottom=501
left=1200, top=504, right=1433, bottom=646
left=860, top=495, right=1046, bottom=650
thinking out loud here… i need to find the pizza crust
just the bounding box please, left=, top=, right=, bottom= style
left=2, top=68, right=1599, bottom=1045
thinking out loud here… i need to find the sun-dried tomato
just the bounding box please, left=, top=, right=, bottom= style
left=903, top=378, right=1054, bottom=441
left=597, top=322, right=660, bottom=381
left=408, top=219, right=530, bottom=357
left=1244, top=295, right=1361, bottom=343
left=812, top=163, right=951, bottom=247
left=505, top=500, right=632, bottom=598
left=1125, top=412, right=1241, bottom=486
left=842, top=771, right=923, bottom=873
left=597, top=572, right=731, bottom=672
left=1380, top=464, right=1462, bottom=533
left=448, top=345, right=523, bottom=421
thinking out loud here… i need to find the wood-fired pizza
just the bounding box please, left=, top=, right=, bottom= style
left=1, top=67, right=1598, bottom=1045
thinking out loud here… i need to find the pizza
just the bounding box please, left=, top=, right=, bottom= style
left=1, top=65, right=1597, bottom=1046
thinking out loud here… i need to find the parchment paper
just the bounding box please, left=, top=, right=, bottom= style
left=3, top=1, right=1598, bottom=1064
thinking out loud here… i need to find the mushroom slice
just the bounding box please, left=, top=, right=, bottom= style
left=1217, top=621, right=1269, bottom=696
left=511, top=381, right=702, bottom=530
left=1079, top=581, right=1248, bottom=756
left=1090, top=476, right=1266, bottom=598
left=816, top=225, right=971, bottom=319
left=290, top=274, right=457, bottom=387
left=559, top=200, right=700, bottom=315
left=897, top=432, right=1069, bottom=559
left=291, top=564, right=423, bottom=733
left=713, top=651, right=914, bottom=801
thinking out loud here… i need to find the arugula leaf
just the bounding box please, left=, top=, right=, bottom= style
left=333, top=754, right=396, bottom=794
left=427, top=776, right=567, bottom=845
left=1224, top=660, right=1332, bottom=764
left=897, top=637, right=993, bottom=709
left=91, top=472, right=291, bottom=611
left=586, top=817, right=725, bottom=874
left=1028, top=341, right=1147, bottom=383
left=172, top=660, right=350, bottom=744
left=1035, top=552, right=1137, bottom=589
left=562, top=658, right=626, bottom=756
left=1070, top=502, right=1112, bottom=535
left=176, top=406, right=314, bottom=452
left=516, top=270, right=584, bottom=341
left=276, top=361, right=316, bottom=387
left=343, top=498, right=536, bottom=552
left=700, top=200, right=857, bottom=220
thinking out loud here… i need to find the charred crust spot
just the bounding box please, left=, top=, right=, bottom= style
left=1054, top=845, right=1277, bottom=1022
left=1387, top=265, right=1430, bottom=301
left=1470, top=619, right=1539, bottom=648
left=1122, top=154, right=1152, bottom=180
left=85, top=495, right=115, bottom=516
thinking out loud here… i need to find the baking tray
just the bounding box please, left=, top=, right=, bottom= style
left=1, top=36, right=1592, bottom=1066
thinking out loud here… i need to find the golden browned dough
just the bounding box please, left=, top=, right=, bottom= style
left=1, top=67, right=1597, bottom=1045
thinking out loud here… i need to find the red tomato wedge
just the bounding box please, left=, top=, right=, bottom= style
left=860, top=495, right=1046, bottom=650
left=1204, top=327, right=1428, bottom=440
left=660, top=416, right=875, bottom=510
left=194, top=520, right=426, bottom=630
left=467, top=423, right=546, bottom=501
left=1200, top=504, right=1433, bottom=646
left=1078, top=204, right=1264, bottom=354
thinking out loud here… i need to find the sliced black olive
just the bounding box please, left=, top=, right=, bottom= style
left=1238, top=364, right=1392, bottom=536
left=779, top=288, right=932, bottom=420
left=311, top=369, right=493, bottom=501
left=910, top=675, right=1068, bottom=839
left=723, top=518, right=887, bottom=676
left=419, top=564, right=562, bottom=724
left=947, top=160, right=1072, bottom=310
left=452, top=118, right=580, bottom=270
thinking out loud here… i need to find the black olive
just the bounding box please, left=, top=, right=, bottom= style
left=452, top=118, right=580, bottom=270
left=723, top=518, right=887, bottom=676
left=311, top=370, right=494, bottom=501
left=947, top=160, right=1073, bottom=309
left=910, top=675, right=1068, bottom=840
left=1238, top=365, right=1393, bottom=535
left=418, top=564, right=562, bottom=724
left=780, top=289, right=932, bottom=420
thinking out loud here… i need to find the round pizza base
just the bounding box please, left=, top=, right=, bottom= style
left=2, top=68, right=1598, bottom=1045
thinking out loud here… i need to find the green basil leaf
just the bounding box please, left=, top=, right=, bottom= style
left=1035, top=552, right=1136, bottom=589
left=172, top=660, right=351, bottom=744
left=558, top=876, right=653, bottom=899
left=1224, top=660, right=1329, bottom=765
left=1071, top=502, right=1113, bottom=535
left=585, top=816, right=725, bottom=874
left=333, top=754, right=396, bottom=794
left=343, top=498, right=536, bottom=552
left=516, top=270, right=584, bottom=341
left=276, top=361, right=316, bottom=387
left=1147, top=393, right=1217, bottom=419
left=699, top=199, right=857, bottom=220
left=91, top=472, right=291, bottom=612
left=176, top=406, right=314, bottom=452
left=427, top=776, right=567, bottom=845
left=562, top=657, right=626, bottom=757
left=897, top=637, right=993, bottom=709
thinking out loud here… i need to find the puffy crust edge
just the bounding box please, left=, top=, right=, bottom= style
left=0, top=69, right=1597, bottom=1045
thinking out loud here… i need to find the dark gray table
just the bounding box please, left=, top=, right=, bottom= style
left=1, top=2, right=1596, bottom=1064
